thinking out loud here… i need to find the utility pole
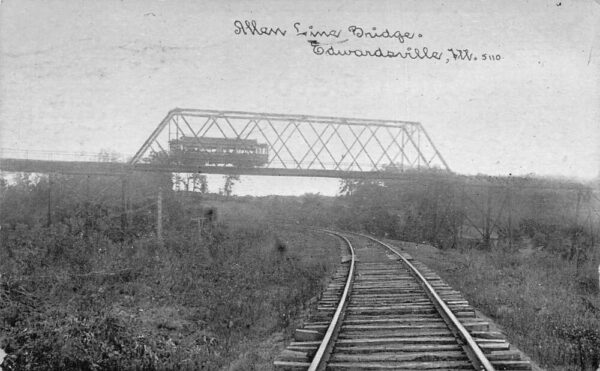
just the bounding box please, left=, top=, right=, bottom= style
left=85, top=175, right=90, bottom=200
left=507, top=187, right=513, bottom=249
left=484, top=187, right=492, bottom=249
left=121, top=176, right=128, bottom=230
left=157, top=186, right=163, bottom=244
left=459, top=185, right=465, bottom=243
left=572, top=189, right=582, bottom=262
left=126, top=176, right=132, bottom=227
left=47, top=174, right=53, bottom=227
left=191, top=217, right=205, bottom=241
left=431, top=183, right=439, bottom=244
left=574, top=189, right=582, bottom=225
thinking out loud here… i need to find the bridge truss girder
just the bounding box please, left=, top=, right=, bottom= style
left=130, top=109, right=450, bottom=175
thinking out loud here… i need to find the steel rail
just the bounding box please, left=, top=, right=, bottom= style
left=308, top=230, right=356, bottom=371
left=353, top=232, right=495, bottom=371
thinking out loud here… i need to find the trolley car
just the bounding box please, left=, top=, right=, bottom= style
left=169, top=136, right=269, bottom=167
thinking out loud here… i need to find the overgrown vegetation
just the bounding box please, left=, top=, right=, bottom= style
left=0, top=173, right=338, bottom=370
left=1, top=169, right=599, bottom=369
left=399, top=243, right=600, bottom=371
left=333, top=171, right=600, bottom=370
left=233, top=170, right=600, bottom=370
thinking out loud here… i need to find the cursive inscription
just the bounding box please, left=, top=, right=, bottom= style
left=347, top=26, right=421, bottom=43
left=310, top=41, right=443, bottom=60
left=233, top=20, right=503, bottom=63
left=294, top=22, right=342, bottom=38
left=233, top=20, right=287, bottom=36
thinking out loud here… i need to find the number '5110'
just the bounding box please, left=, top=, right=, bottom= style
left=482, top=53, right=501, bottom=61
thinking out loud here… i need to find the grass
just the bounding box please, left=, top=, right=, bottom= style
left=395, top=240, right=600, bottom=371
left=0, top=197, right=340, bottom=370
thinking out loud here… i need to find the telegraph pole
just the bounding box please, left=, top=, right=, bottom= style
left=85, top=175, right=90, bottom=200
left=484, top=187, right=492, bottom=248
left=507, top=187, right=513, bottom=249
left=191, top=217, right=204, bottom=241
left=157, top=186, right=163, bottom=244
left=47, top=173, right=53, bottom=227
left=574, top=189, right=582, bottom=225
left=121, top=176, right=128, bottom=230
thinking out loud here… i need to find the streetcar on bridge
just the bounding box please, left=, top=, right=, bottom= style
left=168, top=136, right=269, bottom=167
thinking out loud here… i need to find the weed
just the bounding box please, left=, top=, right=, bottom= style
left=0, top=177, right=338, bottom=370
left=401, top=243, right=600, bottom=370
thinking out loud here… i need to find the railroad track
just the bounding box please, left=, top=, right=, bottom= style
left=274, top=231, right=532, bottom=370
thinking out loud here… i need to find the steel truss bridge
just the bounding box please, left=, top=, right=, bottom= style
left=0, top=109, right=449, bottom=178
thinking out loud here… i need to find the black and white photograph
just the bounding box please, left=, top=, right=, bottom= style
left=0, top=0, right=599, bottom=370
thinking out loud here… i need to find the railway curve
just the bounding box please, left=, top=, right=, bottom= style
left=274, top=231, right=532, bottom=371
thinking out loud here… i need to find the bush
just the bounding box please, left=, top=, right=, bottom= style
left=0, top=205, right=336, bottom=370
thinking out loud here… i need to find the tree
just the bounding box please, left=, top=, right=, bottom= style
left=223, top=175, right=240, bottom=197
left=339, top=178, right=381, bottom=196
left=172, top=173, right=207, bottom=193
left=173, top=174, right=187, bottom=191
left=191, top=173, right=208, bottom=194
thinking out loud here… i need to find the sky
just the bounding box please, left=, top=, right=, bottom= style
left=0, top=0, right=599, bottom=195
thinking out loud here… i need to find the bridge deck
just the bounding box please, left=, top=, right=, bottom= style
left=0, top=158, right=413, bottom=179
left=0, top=158, right=130, bottom=176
